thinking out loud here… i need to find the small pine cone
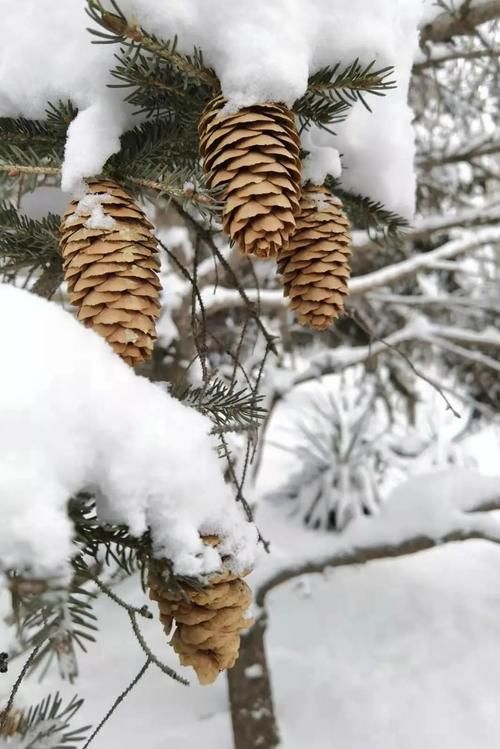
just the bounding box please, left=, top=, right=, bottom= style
left=0, top=708, right=23, bottom=738
left=278, top=184, right=351, bottom=330
left=148, top=547, right=253, bottom=685
left=199, top=95, right=301, bottom=259
left=60, top=179, right=162, bottom=366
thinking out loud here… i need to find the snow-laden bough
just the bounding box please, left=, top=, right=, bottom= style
left=0, top=284, right=257, bottom=579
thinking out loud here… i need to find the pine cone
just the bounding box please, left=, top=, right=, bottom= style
left=199, top=95, right=301, bottom=259
left=278, top=185, right=351, bottom=330
left=0, top=708, right=23, bottom=738
left=60, top=179, right=161, bottom=366
left=148, top=541, right=253, bottom=685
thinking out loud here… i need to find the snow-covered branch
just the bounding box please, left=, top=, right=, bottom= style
left=367, top=292, right=500, bottom=313
left=200, top=228, right=500, bottom=316
left=253, top=471, right=500, bottom=606
left=421, top=1, right=500, bottom=44
left=420, top=141, right=500, bottom=169
left=0, top=285, right=258, bottom=579
left=414, top=45, right=500, bottom=70
left=273, top=318, right=500, bottom=400
left=349, top=228, right=500, bottom=295
left=354, top=205, right=500, bottom=252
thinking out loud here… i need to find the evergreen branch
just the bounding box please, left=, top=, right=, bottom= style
left=108, top=46, right=211, bottom=124
left=17, top=693, right=90, bottom=749
left=0, top=164, right=61, bottom=177
left=308, top=60, right=396, bottom=106
left=0, top=103, right=72, bottom=171
left=295, top=60, right=396, bottom=128
left=69, top=495, right=148, bottom=577
left=86, top=0, right=219, bottom=89
left=0, top=203, right=61, bottom=279
left=326, top=176, right=409, bottom=239
left=0, top=162, right=217, bottom=213
left=176, top=377, right=266, bottom=429
left=9, top=571, right=98, bottom=683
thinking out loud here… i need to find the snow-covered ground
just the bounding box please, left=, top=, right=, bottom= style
left=4, top=537, right=500, bottom=748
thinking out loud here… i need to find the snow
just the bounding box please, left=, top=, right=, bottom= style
left=249, top=468, right=500, bottom=596
left=0, top=0, right=427, bottom=216
left=70, top=192, right=117, bottom=230
left=4, top=536, right=500, bottom=748
left=300, top=129, right=342, bottom=185
left=244, top=664, right=265, bottom=680
left=0, top=284, right=257, bottom=578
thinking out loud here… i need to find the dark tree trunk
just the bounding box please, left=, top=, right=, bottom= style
left=227, top=614, right=281, bottom=749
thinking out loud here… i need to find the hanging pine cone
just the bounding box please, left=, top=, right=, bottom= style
left=148, top=539, right=253, bottom=685
left=278, top=184, right=352, bottom=330
left=0, top=708, right=23, bottom=738
left=199, top=95, right=301, bottom=259
left=60, top=179, right=161, bottom=366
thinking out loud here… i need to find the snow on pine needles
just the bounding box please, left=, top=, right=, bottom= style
left=0, top=0, right=425, bottom=216
left=0, top=284, right=257, bottom=579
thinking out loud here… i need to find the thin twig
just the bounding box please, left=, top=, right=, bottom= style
left=81, top=659, right=151, bottom=749
left=128, top=611, right=188, bottom=685
left=0, top=640, right=45, bottom=734
left=350, top=310, right=462, bottom=418
left=172, top=200, right=278, bottom=354
left=89, top=573, right=153, bottom=619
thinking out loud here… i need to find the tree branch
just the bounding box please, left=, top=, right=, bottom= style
left=414, top=46, right=500, bottom=70
left=421, top=1, right=500, bottom=44
left=419, top=142, right=500, bottom=169
left=253, top=471, right=500, bottom=607
left=256, top=528, right=499, bottom=606
left=200, top=228, right=500, bottom=316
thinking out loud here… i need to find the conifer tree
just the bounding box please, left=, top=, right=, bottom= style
left=2, top=2, right=498, bottom=748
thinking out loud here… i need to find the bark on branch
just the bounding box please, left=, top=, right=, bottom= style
left=256, top=525, right=500, bottom=607
left=421, top=1, right=500, bottom=44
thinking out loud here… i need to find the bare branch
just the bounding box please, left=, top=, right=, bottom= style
left=354, top=205, right=500, bottom=252
left=421, top=1, right=500, bottom=44
left=419, top=141, right=500, bottom=169
left=414, top=46, right=500, bottom=70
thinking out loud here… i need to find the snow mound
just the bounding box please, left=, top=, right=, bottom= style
left=0, top=0, right=426, bottom=217
left=0, top=284, right=257, bottom=578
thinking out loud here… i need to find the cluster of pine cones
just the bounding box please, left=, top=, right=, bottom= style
left=199, top=95, right=352, bottom=331
left=60, top=98, right=351, bottom=362
left=57, top=96, right=353, bottom=684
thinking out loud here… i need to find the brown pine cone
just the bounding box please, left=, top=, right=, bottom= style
left=278, top=184, right=352, bottom=330
left=60, top=179, right=161, bottom=366
left=199, top=95, right=301, bottom=259
left=148, top=547, right=253, bottom=685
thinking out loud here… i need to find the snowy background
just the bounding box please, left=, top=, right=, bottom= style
left=2, top=427, right=500, bottom=748
left=1, top=0, right=500, bottom=746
